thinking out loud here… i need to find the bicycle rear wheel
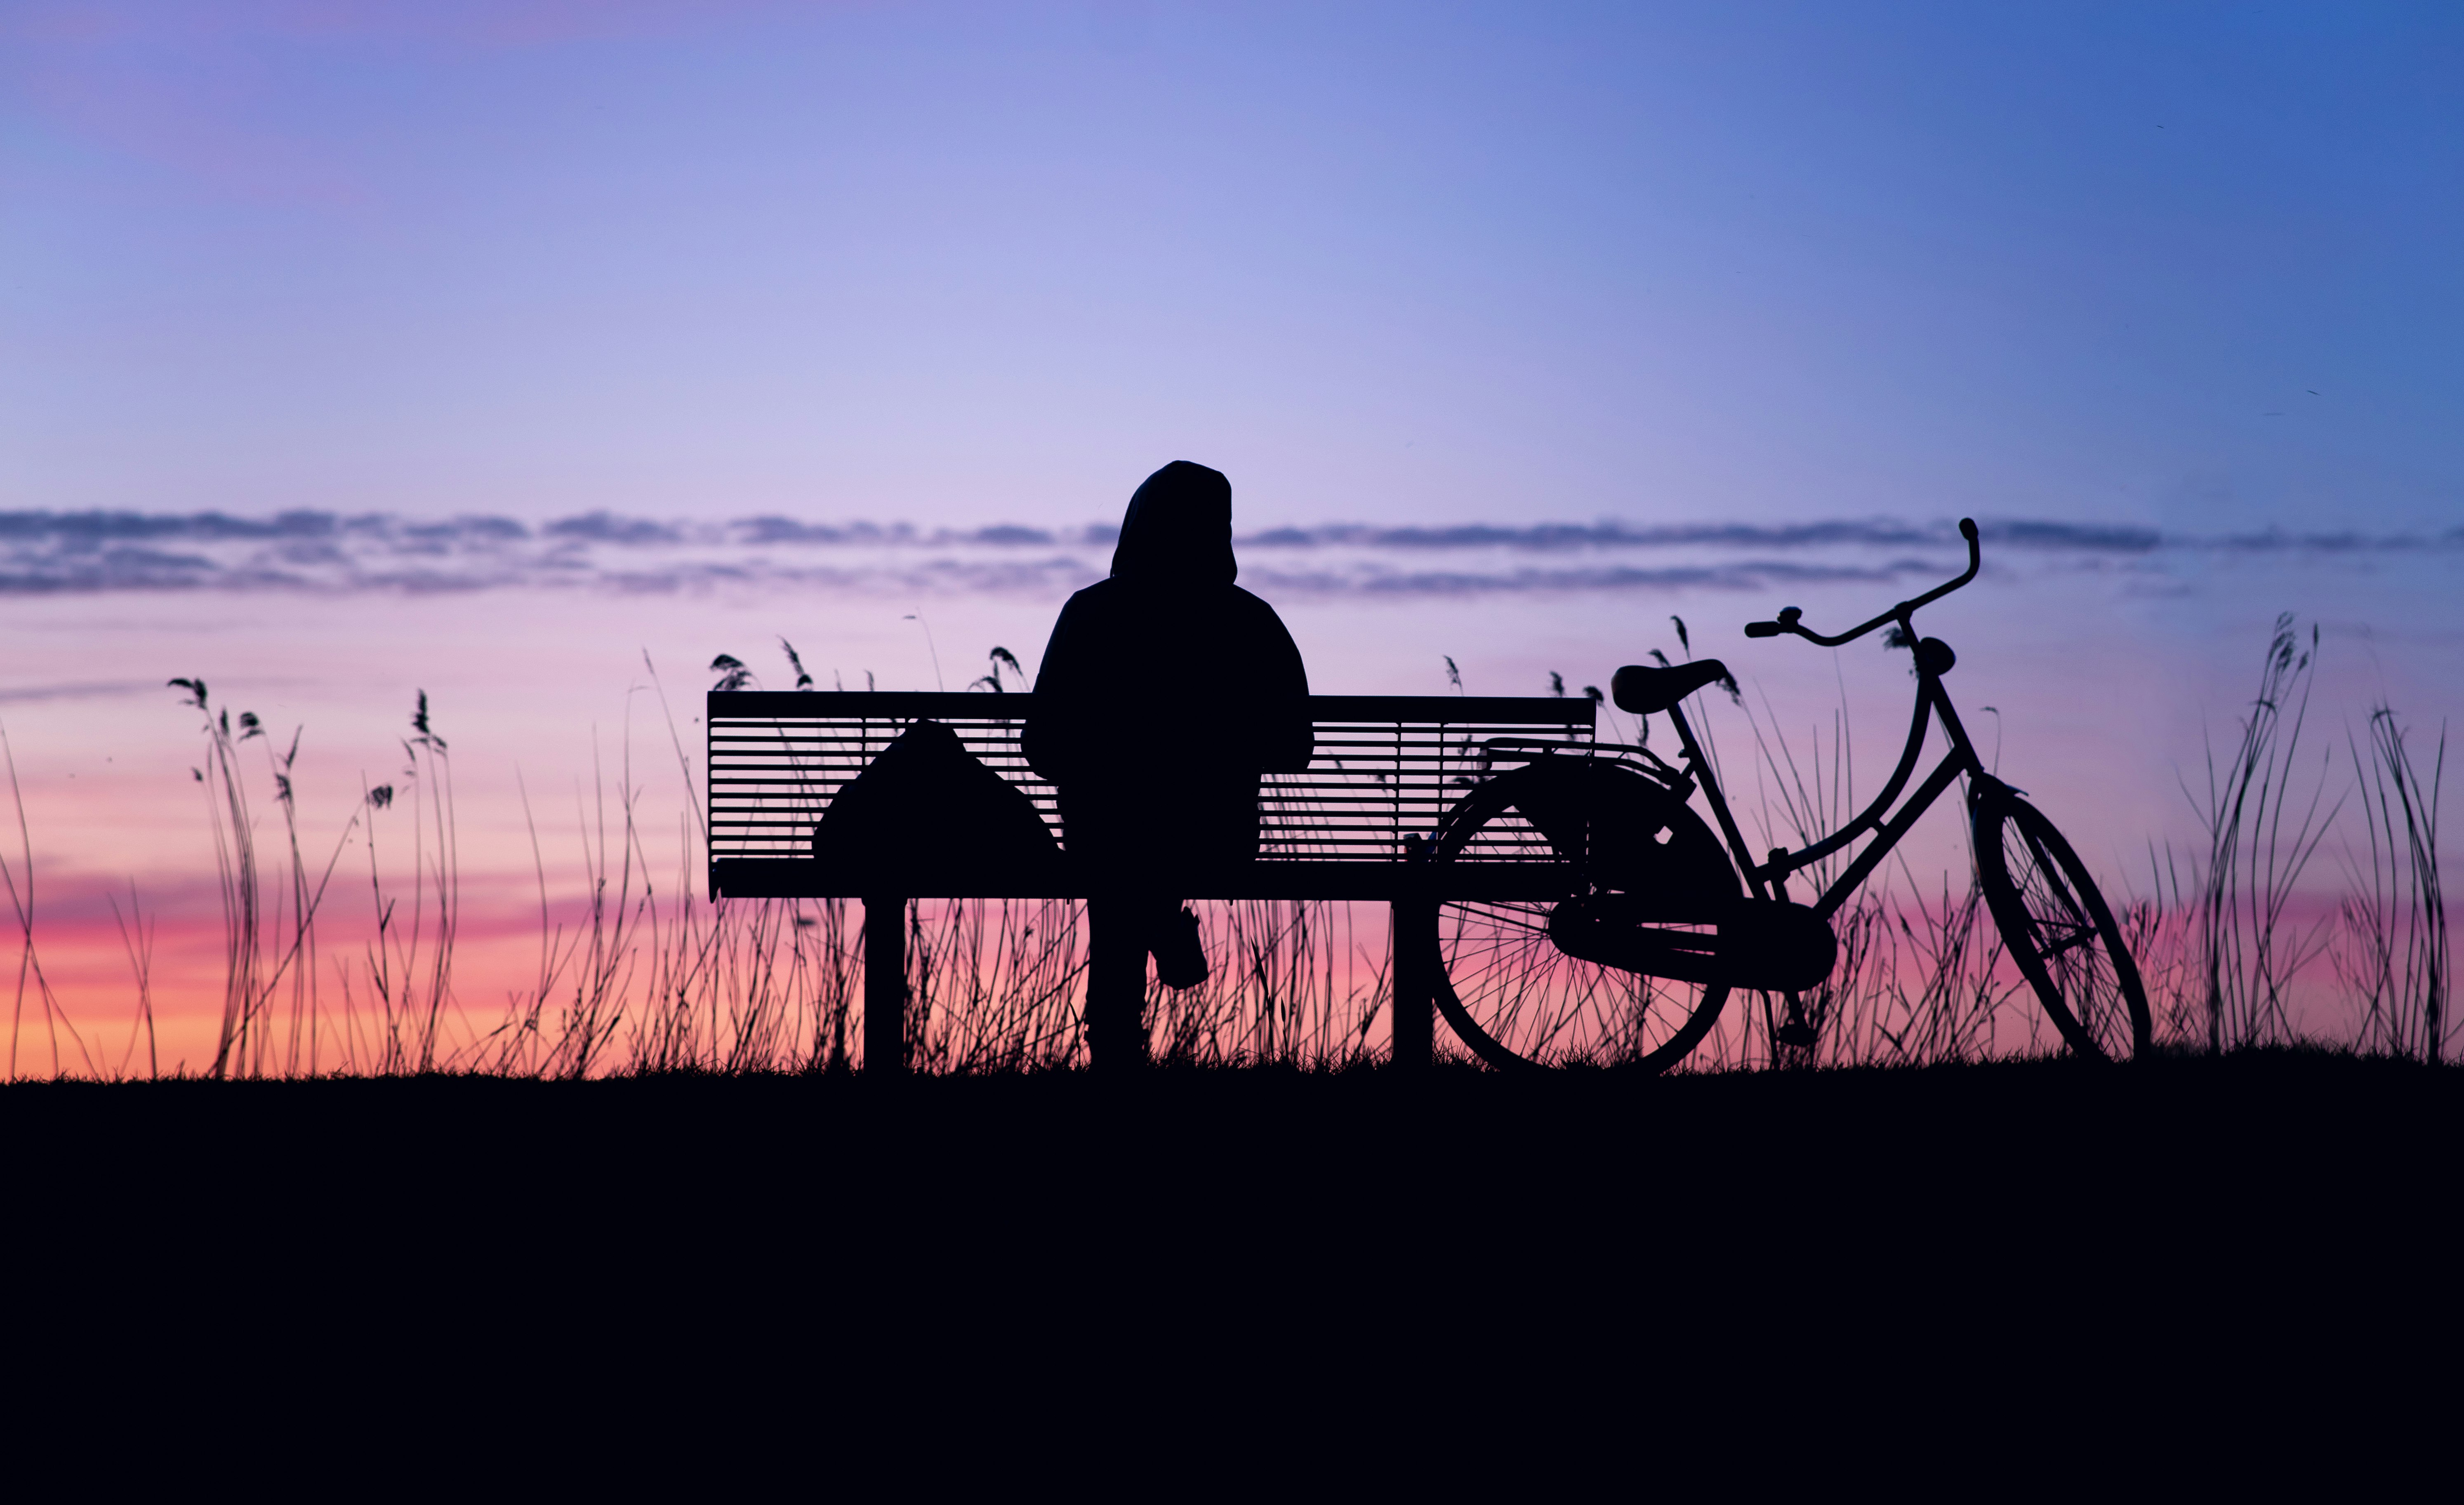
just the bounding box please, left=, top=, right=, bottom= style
left=1972, top=784, right=2151, bottom=1061
left=1423, top=760, right=1736, bottom=1071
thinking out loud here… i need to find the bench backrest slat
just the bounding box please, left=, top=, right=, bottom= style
left=706, top=689, right=1598, bottom=870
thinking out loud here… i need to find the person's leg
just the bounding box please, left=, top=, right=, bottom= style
left=1084, top=895, right=1153, bottom=1070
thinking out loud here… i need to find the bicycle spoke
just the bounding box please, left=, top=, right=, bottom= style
left=1441, top=899, right=1718, bottom=1065
left=1428, top=762, right=1737, bottom=1070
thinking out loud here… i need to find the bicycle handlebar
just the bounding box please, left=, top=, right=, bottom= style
left=1745, top=518, right=1980, bottom=647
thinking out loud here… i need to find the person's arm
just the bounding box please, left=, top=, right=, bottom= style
left=1020, top=586, right=1119, bottom=788
left=1021, top=597, right=1088, bottom=787
left=1251, top=600, right=1314, bottom=774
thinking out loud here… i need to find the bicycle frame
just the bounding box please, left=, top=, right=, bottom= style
left=1653, top=521, right=1994, bottom=922
left=1662, top=659, right=1985, bottom=920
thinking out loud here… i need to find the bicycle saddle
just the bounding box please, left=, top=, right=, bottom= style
left=1610, top=660, right=1731, bottom=716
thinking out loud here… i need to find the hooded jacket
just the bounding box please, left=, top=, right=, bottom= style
left=1023, top=462, right=1312, bottom=856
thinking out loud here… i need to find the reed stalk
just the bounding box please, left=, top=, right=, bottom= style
left=1, top=615, right=2441, bottom=1081
left=2191, top=617, right=2344, bottom=1051
left=2335, top=707, right=2448, bottom=1062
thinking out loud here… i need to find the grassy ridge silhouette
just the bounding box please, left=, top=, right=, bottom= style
left=0, top=621, right=2448, bottom=1080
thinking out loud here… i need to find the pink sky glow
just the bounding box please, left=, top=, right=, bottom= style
left=1, top=531, right=2447, bottom=1074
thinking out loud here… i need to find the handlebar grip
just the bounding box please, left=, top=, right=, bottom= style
left=1958, top=517, right=1978, bottom=542
left=1744, top=621, right=1783, bottom=638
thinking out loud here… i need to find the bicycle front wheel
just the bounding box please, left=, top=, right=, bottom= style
left=1972, top=785, right=2151, bottom=1061
left=1425, top=760, right=1736, bottom=1072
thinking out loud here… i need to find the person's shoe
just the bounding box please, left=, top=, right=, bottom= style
left=1151, top=906, right=1209, bottom=990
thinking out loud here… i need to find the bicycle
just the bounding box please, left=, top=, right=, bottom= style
left=1412, top=517, right=2153, bottom=1071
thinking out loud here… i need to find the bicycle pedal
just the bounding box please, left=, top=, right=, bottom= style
left=1774, top=1021, right=1819, bottom=1049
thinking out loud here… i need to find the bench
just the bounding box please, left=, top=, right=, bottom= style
left=706, top=690, right=1597, bottom=1068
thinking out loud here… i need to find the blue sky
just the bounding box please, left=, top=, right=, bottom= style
left=5, top=1, right=2458, bottom=532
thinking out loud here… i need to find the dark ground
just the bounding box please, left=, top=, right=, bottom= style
left=10, top=1050, right=2457, bottom=1448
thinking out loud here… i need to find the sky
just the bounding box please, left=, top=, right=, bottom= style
left=1, top=1, right=2457, bottom=1070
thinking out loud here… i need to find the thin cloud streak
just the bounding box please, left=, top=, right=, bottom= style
left=0, top=680, right=165, bottom=705
left=0, top=508, right=2452, bottom=600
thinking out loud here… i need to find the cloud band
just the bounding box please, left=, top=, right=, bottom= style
left=0, top=508, right=2448, bottom=598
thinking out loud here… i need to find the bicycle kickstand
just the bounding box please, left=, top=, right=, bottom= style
left=1762, top=860, right=1820, bottom=1051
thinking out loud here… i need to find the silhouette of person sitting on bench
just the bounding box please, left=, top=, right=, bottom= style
left=1025, top=461, right=1313, bottom=1069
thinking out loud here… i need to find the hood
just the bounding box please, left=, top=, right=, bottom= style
left=1109, top=461, right=1237, bottom=586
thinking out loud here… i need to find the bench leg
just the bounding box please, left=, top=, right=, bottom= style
left=1390, top=899, right=1433, bottom=1070
left=864, top=894, right=908, bottom=1075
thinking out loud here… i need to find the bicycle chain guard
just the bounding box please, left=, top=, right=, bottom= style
left=1548, top=893, right=1838, bottom=994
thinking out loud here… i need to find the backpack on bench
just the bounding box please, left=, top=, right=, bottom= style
left=810, top=720, right=1059, bottom=881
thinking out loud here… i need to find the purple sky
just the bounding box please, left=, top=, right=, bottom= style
left=0, top=3, right=2457, bottom=1065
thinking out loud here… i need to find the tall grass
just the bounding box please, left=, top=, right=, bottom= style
left=353, top=692, right=460, bottom=1073
left=167, top=679, right=361, bottom=1078
left=1, top=721, right=93, bottom=1078
left=2335, top=707, right=2448, bottom=1062
left=0, top=623, right=2449, bottom=1081
left=1771, top=879, right=2044, bottom=1069
left=2188, top=618, right=2344, bottom=1051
